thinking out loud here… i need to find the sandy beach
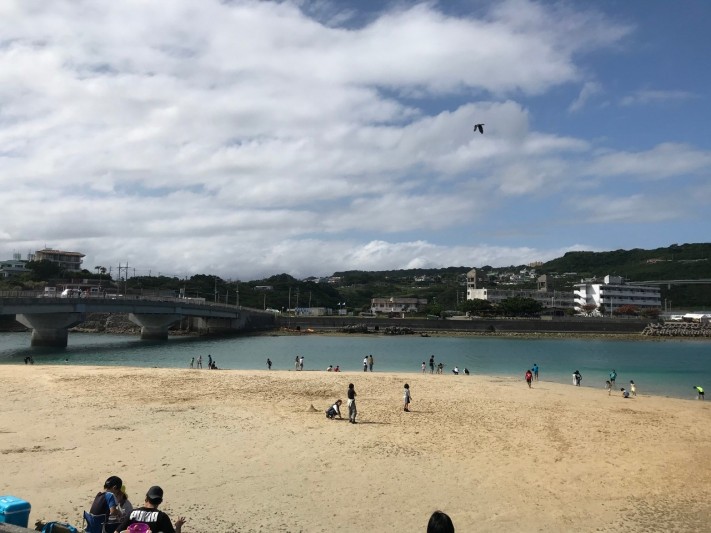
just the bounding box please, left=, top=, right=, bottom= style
left=1, top=366, right=710, bottom=532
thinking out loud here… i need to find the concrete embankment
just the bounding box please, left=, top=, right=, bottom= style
left=277, top=316, right=649, bottom=335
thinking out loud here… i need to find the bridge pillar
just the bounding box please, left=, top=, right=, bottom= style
left=129, top=313, right=181, bottom=340
left=193, top=317, right=242, bottom=335
left=16, top=313, right=85, bottom=348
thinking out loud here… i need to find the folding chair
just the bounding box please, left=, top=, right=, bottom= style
left=82, top=511, right=106, bottom=533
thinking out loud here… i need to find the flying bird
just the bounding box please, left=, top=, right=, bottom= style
left=473, top=123, right=485, bottom=134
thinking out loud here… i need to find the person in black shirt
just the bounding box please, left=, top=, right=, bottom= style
left=117, top=485, right=185, bottom=533
left=89, top=475, right=122, bottom=532
left=347, top=383, right=357, bottom=424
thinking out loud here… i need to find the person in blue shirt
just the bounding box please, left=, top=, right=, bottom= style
left=609, top=369, right=617, bottom=386
left=89, top=475, right=122, bottom=532
left=532, top=363, right=539, bottom=381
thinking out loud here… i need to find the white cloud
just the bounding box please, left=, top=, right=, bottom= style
left=0, top=0, right=703, bottom=280
left=620, top=90, right=695, bottom=107
left=568, top=81, right=602, bottom=113
left=586, top=143, right=711, bottom=181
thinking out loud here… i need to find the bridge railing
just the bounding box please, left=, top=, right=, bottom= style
left=0, top=291, right=269, bottom=314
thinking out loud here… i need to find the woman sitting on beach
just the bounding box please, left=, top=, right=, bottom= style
left=116, top=485, right=133, bottom=522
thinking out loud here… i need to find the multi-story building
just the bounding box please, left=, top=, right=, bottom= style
left=0, top=254, right=30, bottom=278
left=31, top=249, right=85, bottom=271
left=371, top=297, right=428, bottom=314
left=573, top=275, right=661, bottom=313
left=466, top=269, right=574, bottom=309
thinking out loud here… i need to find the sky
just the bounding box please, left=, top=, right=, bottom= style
left=1, top=0, right=709, bottom=281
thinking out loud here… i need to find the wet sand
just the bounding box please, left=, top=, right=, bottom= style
left=1, top=366, right=710, bottom=532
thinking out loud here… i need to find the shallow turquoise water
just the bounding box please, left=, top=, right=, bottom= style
left=0, top=332, right=709, bottom=400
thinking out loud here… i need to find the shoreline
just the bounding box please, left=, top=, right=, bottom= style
left=1, top=365, right=710, bottom=532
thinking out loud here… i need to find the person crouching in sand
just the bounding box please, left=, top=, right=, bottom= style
left=326, top=399, right=342, bottom=419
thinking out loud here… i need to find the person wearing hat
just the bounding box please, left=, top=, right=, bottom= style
left=117, top=485, right=186, bottom=533
left=89, top=475, right=122, bottom=531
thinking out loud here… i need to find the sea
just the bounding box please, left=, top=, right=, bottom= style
left=0, top=332, right=709, bottom=400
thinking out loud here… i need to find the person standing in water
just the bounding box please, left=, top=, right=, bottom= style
left=532, top=363, right=539, bottom=381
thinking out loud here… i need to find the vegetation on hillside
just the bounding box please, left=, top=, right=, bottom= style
left=1, top=243, right=709, bottom=311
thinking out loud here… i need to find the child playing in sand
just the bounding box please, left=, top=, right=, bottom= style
left=605, top=380, right=612, bottom=395
left=403, top=384, right=412, bottom=412
left=326, top=400, right=343, bottom=419
left=620, top=388, right=630, bottom=398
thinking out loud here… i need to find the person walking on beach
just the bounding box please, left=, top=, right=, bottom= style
left=363, top=356, right=368, bottom=372
left=189, top=357, right=194, bottom=369
left=299, top=356, right=304, bottom=371
left=605, top=380, right=612, bottom=395
left=525, top=369, right=533, bottom=388
left=347, top=383, right=357, bottom=423
left=421, top=361, right=426, bottom=373
left=368, top=354, right=374, bottom=372
left=403, top=383, right=412, bottom=412
left=429, top=355, right=435, bottom=374
left=208, top=354, right=213, bottom=368
left=196, top=355, right=202, bottom=369
left=532, top=363, right=539, bottom=381
left=295, top=355, right=300, bottom=370
left=630, top=380, right=636, bottom=396
left=573, top=370, right=582, bottom=386
left=694, top=385, right=705, bottom=400
left=267, top=358, right=272, bottom=370
left=609, top=369, right=617, bottom=387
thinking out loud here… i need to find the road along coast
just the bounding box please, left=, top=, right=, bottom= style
left=1, top=366, right=710, bottom=532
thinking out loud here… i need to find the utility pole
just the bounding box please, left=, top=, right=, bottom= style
left=117, top=263, right=129, bottom=295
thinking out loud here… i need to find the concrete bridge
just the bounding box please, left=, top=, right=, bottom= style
left=0, top=292, right=276, bottom=347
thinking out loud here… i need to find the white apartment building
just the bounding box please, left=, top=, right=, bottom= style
left=574, top=275, right=661, bottom=313
left=371, top=297, right=428, bottom=314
